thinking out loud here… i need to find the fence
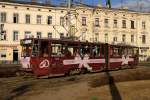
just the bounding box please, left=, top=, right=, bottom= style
left=0, top=60, right=20, bottom=65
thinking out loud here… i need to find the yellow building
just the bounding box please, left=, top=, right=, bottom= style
left=0, top=1, right=150, bottom=62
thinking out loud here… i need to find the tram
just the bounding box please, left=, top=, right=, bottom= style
left=20, top=38, right=139, bottom=77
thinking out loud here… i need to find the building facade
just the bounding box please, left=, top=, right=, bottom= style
left=0, top=1, right=150, bottom=63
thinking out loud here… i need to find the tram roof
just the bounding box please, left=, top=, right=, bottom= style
left=21, top=38, right=138, bottom=48
left=22, top=38, right=104, bottom=45
left=110, top=43, right=138, bottom=48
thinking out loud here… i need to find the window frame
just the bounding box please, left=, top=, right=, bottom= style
left=13, top=13, right=19, bottom=23
left=25, top=14, right=30, bottom=24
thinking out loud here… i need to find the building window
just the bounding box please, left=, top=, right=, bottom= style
left=131, top=35, right=134, bottom=43
left=0, top=12, right=6, bottom=23
left=113, top=20, right=117, bottom=28
left=142, top=21, right=146, bottom=29
left=82, top=17, right=86, bottom=26
left=37, top=15, right=41, bottom=24
left=142, top=35, right=146, bottom=44
left=47, top=16, right=52, bottom=25
left=95, top=18, right=99, bottom=27
left=122, top=20, right=126, bottom=28
left=80, top=32, right=86, bottom=40
left=105, top=33, right=108, bottom=43
left=95, top=33, right=99, bottom=42
left=25, top=31, right=31, bottom=38
left=25, top=14, right=30, bottom=24
left=2, top=5, right=5, bottom=8
left=13, top=31, right=19, bottom=41
left=0, top=31, right=6, bottom=40
left=60, top=17, right=64, bottom=26
left=104, top=19, right=109, bottom=28
left=0, top=51, right=6, bottom=58
left=13, top=13, right=19, bottom=23
left=113, top=36, right=117, bottom=42
left=60, top=33, right=64, bottom=38
left=131, top=20, right=135, bottom=29
left=37, top=32, right=41, bottom=38
left=48, top=33, right=52, bottom=38
left=122, top=34, right=126, bottom=42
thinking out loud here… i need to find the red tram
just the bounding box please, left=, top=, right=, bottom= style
left=20, top=38, right=139, bottom=77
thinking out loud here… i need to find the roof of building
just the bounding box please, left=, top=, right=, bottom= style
left=0, top=0, right=59, bottom=7
left=0, top=0, right=149, bottom=14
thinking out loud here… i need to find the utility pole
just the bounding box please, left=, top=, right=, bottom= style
left=121, top=0, right=123, bottom=9
left=139, top=0, right=144, bottom=12
left=45, top=0, right=51, bottom=4
left=60, top=0, right=67, bottom=6
left=68, top=0, right=71, bottom=9
left=67, top=0, right=72, bottom=37
left=79, top=0, right=83, bottom=4
left=66, top=0, right=72, bottom=37
left=98, top=0, right=102, bottom=7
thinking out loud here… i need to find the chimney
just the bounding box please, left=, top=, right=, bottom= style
left=123, top=7, right=128, bottom=10
left=31, top=0, right=37, bottom=3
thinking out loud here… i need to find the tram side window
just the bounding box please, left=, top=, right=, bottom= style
left=80, top=45, right=90, bottom=57
left=133, top=48, right=139, bottom=56
left=51, top=43, right=64, bottom=56
left=40, top=41, right=49, bottom=57
left=119, top=48, right=124, bottom=55
left=123, top=48, right=128, bottom=56
left=65, top=46, right=74, bottom=56
left=112, top=47, right=120, bottom=57
left=32, top=40, right=39, bottom=57
left=91, top=45, right=100, bottom=57
left=128, top=48, right=133, bottom=56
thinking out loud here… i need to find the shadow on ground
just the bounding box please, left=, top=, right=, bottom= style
left=5, top=83, right=33, bottom=100
left=106, top=71, right=122, bottom=100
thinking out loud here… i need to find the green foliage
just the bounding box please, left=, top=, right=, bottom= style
left=65, top=35, right=78, bottom=40
left=91, top=96, right=98, bottom=100
left=67, top=76, right=76, bottom=81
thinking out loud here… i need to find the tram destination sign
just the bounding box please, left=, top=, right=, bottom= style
left=21, top=39, right=32, bottom=45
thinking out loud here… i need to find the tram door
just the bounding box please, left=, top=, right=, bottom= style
left=50, top=43, right=65, bottom=75
left=38, top=41, right=50, bottom=76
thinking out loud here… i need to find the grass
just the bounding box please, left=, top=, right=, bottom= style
left=91, top=96, right=98, bottom=100
left=89, top=67, right=150, bottom=88
left=67, top=76, right=77, bottom=81
left=138, top=61, right=150, bottom=67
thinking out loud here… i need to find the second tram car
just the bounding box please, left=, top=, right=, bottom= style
left=20, top=38, right=139, bottom=77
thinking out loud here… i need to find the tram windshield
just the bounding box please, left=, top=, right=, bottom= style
left=20, top=39, right=33, bottom=57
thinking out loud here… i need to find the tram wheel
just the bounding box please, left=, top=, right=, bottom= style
left=80, top=68, right=87, bottom=74
left=69, top=68, right=81, bottom=76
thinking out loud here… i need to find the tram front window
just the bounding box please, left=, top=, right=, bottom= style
left=22, top=46, right=32, bottom=57
left=21, top=39, right=33, bottom=57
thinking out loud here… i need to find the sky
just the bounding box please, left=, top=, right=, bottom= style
left=19, top=0, right=150, bottom=12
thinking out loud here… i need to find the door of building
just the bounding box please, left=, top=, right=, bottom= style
left=13, top=50, right=18, bottom=62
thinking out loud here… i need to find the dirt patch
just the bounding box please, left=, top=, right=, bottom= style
left=0, top=67, right=150, bottom=100
left=15, top=80, right=150, bottom=100
left=0, top=66, right=20, bottom=77
left=89, top=67, right=150, bottom=88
